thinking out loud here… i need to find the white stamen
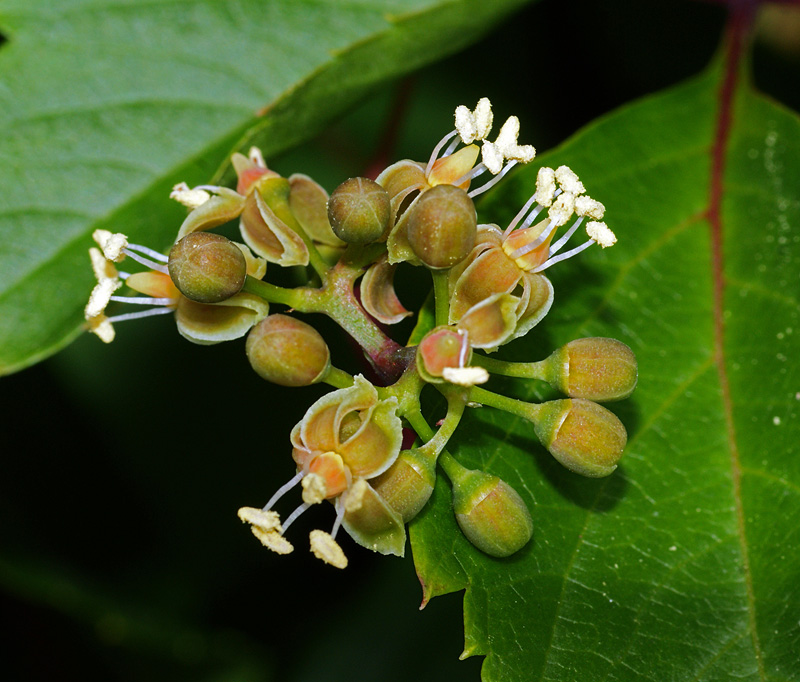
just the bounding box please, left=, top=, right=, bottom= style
left=263, top=470, right=304, bottom=511
left=281, top=501, right=310, bottom=533
left=455, top=98, right=493, bottom=144
left=331, top=497, right=347, bottom=540
left=106, top=306, right=176, bottom=324
left=508, top=219, right=557, bottom=261
left=110, top=295, right=177, bottom=306
left=468, top=160, right=516, bottom=198
left=121, top=249, right=169, bottom=274
left=548, top=191, right=576, bottom=227
left=548, top=217, right=585, bottom=256
left=457, top=329, right=470, bottom=367
left=85, top=278, right=121, bottom=319
left=503, top=193, right=539, bottom=237
left=532, top=240, right=594, bottom=273
left=248, top=147, right=266, bottom=167
left=124, top=243, right=169, bottom=263
left=426, top=129, right=459, bottom=178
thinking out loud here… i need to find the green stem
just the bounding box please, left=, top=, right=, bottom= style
left=242, top=276, right=312, bottom=308
left=437, top=450, right=471, bottom=486
left=471, top=353, right=547, bottom=380
left=417, top=387, right=467, bottom=459
left=431, top=269, right=450, bottom=328
left=469, top=385, right=540, bottom=421
left=322, top=366, right=354, bottom=389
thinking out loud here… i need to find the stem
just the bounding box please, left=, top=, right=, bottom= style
left=417, top=387, right=468, bottom=459
left=472, top=353, right=547, bottom=380
left=431, top=269, right=450, bottom=327
left=322, top=366, right=355, bottom=389
left=469, top=385, right=540, bottom=421
left=242, top=275, right=313, bottom=308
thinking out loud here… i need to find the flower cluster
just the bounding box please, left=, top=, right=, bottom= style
left=84, top=98, right=637, bottom=567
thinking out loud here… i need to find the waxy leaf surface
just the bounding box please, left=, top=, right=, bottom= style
left=411, top=52, right=800, bottom=681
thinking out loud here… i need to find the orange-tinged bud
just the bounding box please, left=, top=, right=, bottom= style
left=168, top=232, right=246, bottom=303
left=548, top=337, right=638, bottom=401
left=451, top=468, right=533, bottom=558
left=406, top=185, right=477, bottom=269
left=246, top=314, right=330, bottom=386
left=370, top=449, right=436, bottom=522
left=327, top=177, right=391, bottom=244
left=531, top=399, right=627, bottom=477
left=417, top=326, right=468, bottom=382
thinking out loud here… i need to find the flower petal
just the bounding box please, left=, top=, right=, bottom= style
left=175, top=292, right=268, bottom=345
left=360, top=255, right=412, bottom=325
left=449, top=246, right=521, bottom=323
left=457, top=293, right=518, bottom=350
left=176, top=188, right=245, bottom=240
left=239, top=189, right=309, bottom=267
left=288, top=174, right=344, bottom=247
left=342, top=479, right=406, bottom=557
left=337, top=396, right=401, bottom=479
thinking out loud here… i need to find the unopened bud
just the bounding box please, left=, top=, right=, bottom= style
left=543, top=337, right=637, bottom=401
left=531, top=399, right=627, bottom=477
left=370, top=449, right=436, bottom=523
left=327, top=177, right=391, bottom=244
left=451, top=468, right=533, bottom=558
left=168, top=232, right=246, bottom=303
left=246, top=314, right=330, bottom=386
left=416, top=326, right=468, bottom=383
left=406, top=184, right=477, bottom=269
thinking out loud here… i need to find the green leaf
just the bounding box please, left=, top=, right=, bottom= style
left=0, top=0, right=532, bottom=375
left=411, top=48, right=800, bottom=680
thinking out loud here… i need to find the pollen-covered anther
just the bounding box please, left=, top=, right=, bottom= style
left=93, top=229, right=128, bottom=262
left=534, top=167, right=556, bottom=207
left=548, top=191, right=576, bottom=227
left=85, top=277, right=121, bottom=320
left=586, top=221, right=617, bottom=248
left=169, top=182, right=211, bottom=209
left=554, top=166, right=585, bottom=195
left=494, top=116, right=535, bottom=164
left=442, top=366, right=490, bottom=386
left=575, top=195, right=606, bottom=220
left=455, top=97, right=494, bottom=144
left=237, top=507, right=294, bottom=555
left=301, top=473, right=328, bottom=505
left=309, top=530, right=348, bottom=569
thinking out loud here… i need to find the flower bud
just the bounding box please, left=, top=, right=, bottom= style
left=416, top=326, right=468, bottom=383
left=406, top=184, right=477, bottom=269
left=168, top=232, right=247, bottom=303
left=451, top=468, right=533, bottom=558
left=370, top=449, right=436, bottom=522
left=246, top=314, right=330, bottom=386
left=327, top=177, right=391, bottom=244
left=531, top=399, right=627, bottom=477
left=543, top=337, right=637, bottom=401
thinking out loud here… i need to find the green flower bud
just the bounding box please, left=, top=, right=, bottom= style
left=327, top=177, right=391, bottom=244
left=168, top=232, right=247, bottom=303
left=543, top=337, right=637, bottom=401
left=246, top=314, right=330, bottom=386
left=406, top=184, right=477, bottom=269
left=451, top=467, right=533, bottom=558
left=531, top=399, right=627, bottom=477
left=370, top=449, right=436, bottom=523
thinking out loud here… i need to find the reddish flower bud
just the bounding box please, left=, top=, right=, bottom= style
left=246, top=314, right=330, bottom=386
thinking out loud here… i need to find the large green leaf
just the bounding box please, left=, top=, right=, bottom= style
left=411, top=46, right=800, bottom=680
left=0, top=0, right=531, bottom=375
